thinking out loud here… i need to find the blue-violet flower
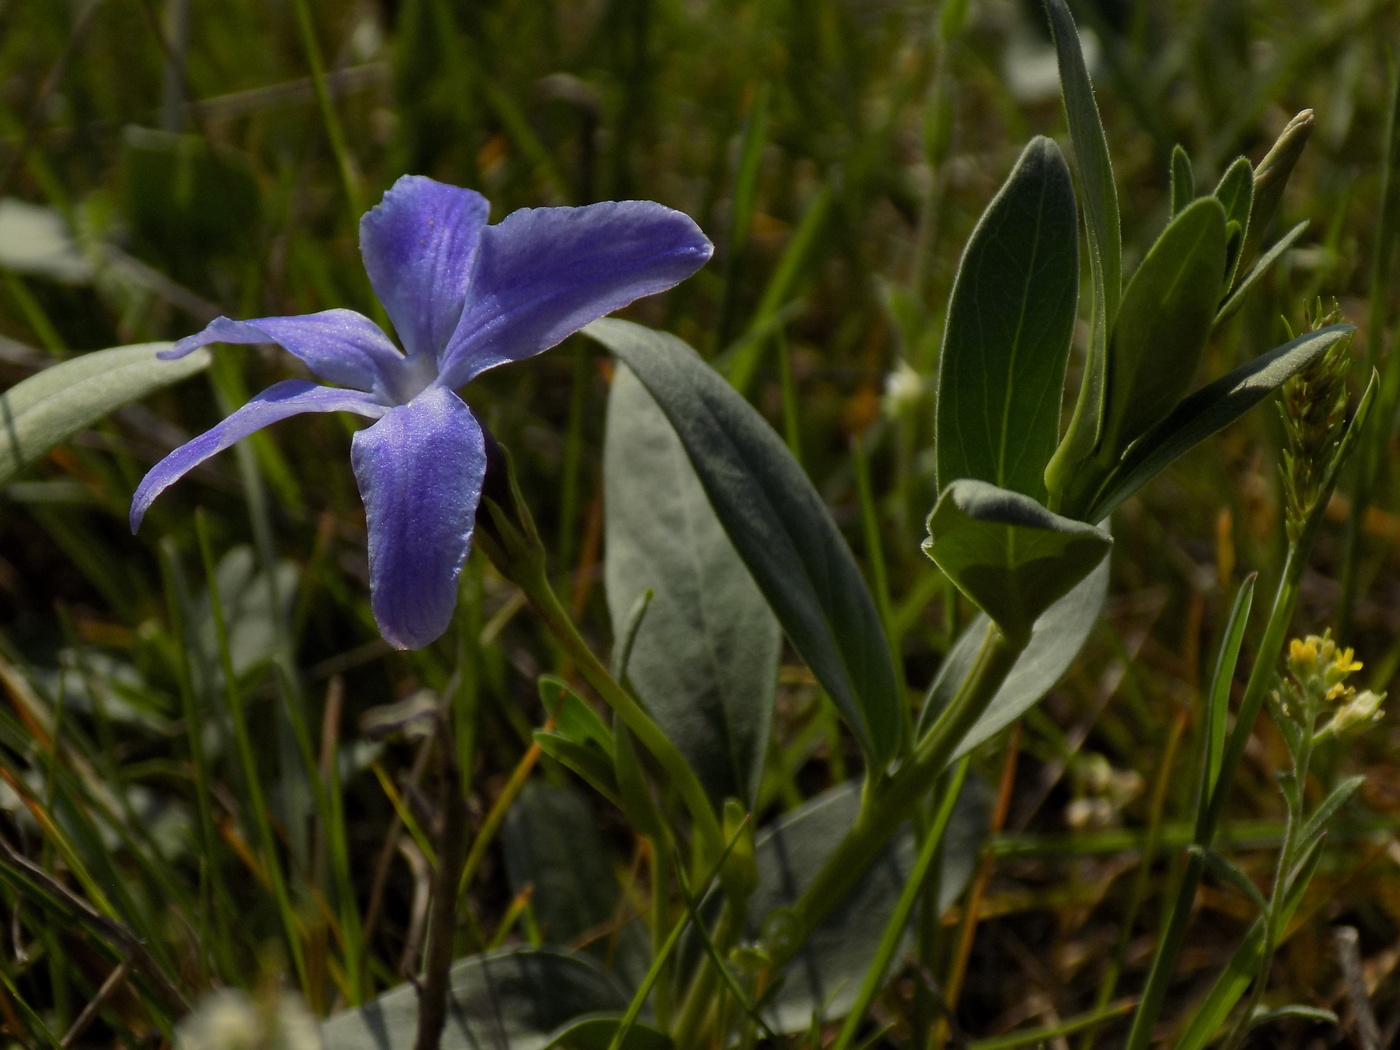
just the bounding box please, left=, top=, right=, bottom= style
left=131, top=176, right=712, bottom=649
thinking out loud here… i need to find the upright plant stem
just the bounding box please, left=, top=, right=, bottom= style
left=1124, top=543, right=1307, bottom=1050
left=524, top=563, right=724, bottom=865
left=414, top=723, right=471, bottom=1050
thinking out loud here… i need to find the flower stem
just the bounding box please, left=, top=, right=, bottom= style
left=525, top=572, right=725, bottom=864
left=414, top=724, right=471, bottom=1050
left=475, top=440, right=724, bottom=866
left=1123, top=542, right=1306, bottom=1050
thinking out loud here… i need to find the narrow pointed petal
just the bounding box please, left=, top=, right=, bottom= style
left=350, top=386, right=486, bottom=650
left=131, top=380, right=387, bottom=531
left=360, top=176, right=490, bottom=359
left=165, top=311, right=406, bottom=395
left=440, top=201, right=712, bottom=387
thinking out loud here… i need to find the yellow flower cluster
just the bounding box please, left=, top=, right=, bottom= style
left=1281, top=631, right=1385, bottom=737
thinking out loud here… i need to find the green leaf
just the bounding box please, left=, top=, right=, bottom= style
left=320, top=949, right=631, bottom=1050
left=1248, top=1005, right=1338, bottom=1030
left=544, top=1017, right=672, bottom=1050
left=934, top=136, right=1078, bottom=503
left=1174, top=918, right=1264, bottom=1050
left=543, top=678, right=615, bottom=756
left=916, top=555, right=1108, bottom=755
left=1192, top=846, right=1268, bottom=916
left=1214, top=156, right=1254, bottom=289
left=585, top=318, right=901, bottom=764
left=0, top=341, right=211, bottom=487
left=1299, top=775, right=1367, bottom=847
left=604, top=364, right=780, bottom=806
left=1240, top=109, right=1314, bottom=274
left=748, top=778, right=989, bottom=1032
left=1082, top=323, right=1353, bottom=520
left=534, top=679, right=622, bottom=809
left=1204, top=576, right=1255, bottom=798
left=1215, top=220, right=1308, bottom=326
left=1170, top=145, right=1195, bottom=218
left=922, top=481, right=1111, bottom=645
left=1099, top=197, right=1228, bottom=459
left=502, top=784, right=622, bottom=947
left=1040, top=0, right=1120, bottom=493
left=535, top=732, right=622, bottom=810
left=1042, top=0, right=1120, bottom=324
left=613, top=722, right=663, bottom=839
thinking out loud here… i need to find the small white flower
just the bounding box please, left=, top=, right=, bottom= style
left=176, top=989, right=322, bottom=1050
left=882, top=360, right=925, bottom=419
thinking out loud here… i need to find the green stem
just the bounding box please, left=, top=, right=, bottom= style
left=475, top=450, right=723, bottom=866
left=762, top=622, right=1021, bottom=976
left=525, top=561, right=724, bottom=865
left=1123, top=542, right=1306, bottom=1050
left=1220, top=714, right=1312, bottom=1050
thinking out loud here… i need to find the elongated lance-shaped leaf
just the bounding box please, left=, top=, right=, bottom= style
left=935, top=136, right=1078, bottom=503
left=923, top=480, right=1110, bottom=646
left=1082, top=323, right=1354, bottom=521
left=605, top=364, right=780, bottom=807
left=1299, top=775, right=1367, bottom=847
left=1054, top=197, right=1227, bottom=517
left=585, top=317, right=902, bottom=763
left=1240, top=109, right=1314, bottom=274
left=1042, top=0, right=1120, bottom=324
left=1214, top=156, right=1254, bottom=290
left=917, top=553, right=1108, bottom=756
left=0, top=342, right=210, bottom=486
left=1040, top=0, right=1120, bottom=497
left=1204, top=575, right=1256, bottom=797
left=1103, top=198, right=1228, bottom=452
left=1170, top=144, right=1195, bottom=217
left=1215, top=220, right=1308, bottom=327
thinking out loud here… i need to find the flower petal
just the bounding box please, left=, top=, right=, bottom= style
left=350, top=386, right=486, bottom=650
left=360, top=176, right=490, bottom=359
left=439, top=201, right=712, bottom=386
left=166, top=311, right=406, bottom=395
left=130, top=380, right=387, bottom=531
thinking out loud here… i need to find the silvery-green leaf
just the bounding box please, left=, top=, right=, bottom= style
left=585, top=318, right=901, bottom=765
left=923, top=480, right=1110, bottom=645
left=917, top=555, right=1108, bottom=755
left=0, top=342, right=210, bottom=487
left=605, top=364, right=779, bottom=806
left=320, top=949, right=631, bottom=1050
left=0, top=199, right=93, bottom=283
left=748, top=778, right=989, bottom=1032
left=1100, top=197, right=1228, bottom=456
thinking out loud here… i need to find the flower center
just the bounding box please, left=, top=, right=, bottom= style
left=383, top=350, right=441, bottom=405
